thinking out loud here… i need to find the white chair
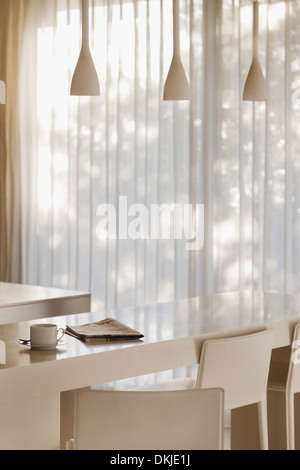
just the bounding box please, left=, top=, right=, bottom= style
left=267, top=322, right=300, bottom=450
left=131, top=328, right=274, bottom=449
left=67, top=387, right=224, bottom=450
left=196, top=328, right=273, bottom=450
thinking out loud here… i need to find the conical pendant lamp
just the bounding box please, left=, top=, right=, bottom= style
left=243, top=0, right=267, bottom=101
left=163, top=0, right=190, bottom=101
left=70, top=0, right=100, bottom=96
left=0, top=81, right=5, bottom=104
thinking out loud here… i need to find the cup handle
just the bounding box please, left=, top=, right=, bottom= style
left=57, top=328, right=65, bottom=342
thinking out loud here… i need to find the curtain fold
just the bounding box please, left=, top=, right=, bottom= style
left=1, top=0, right=300, bottom=311
left=0, top=0, right=30, bottom=282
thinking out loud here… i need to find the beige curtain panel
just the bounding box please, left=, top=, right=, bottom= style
left=0, top=0, right=31, bottom=282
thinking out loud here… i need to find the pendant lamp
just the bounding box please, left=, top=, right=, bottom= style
left=70, top=0, right=100, bottom=96
left=0, top=81, right=5, bottom=104
left=243, top=0, right=267, bottom=101
left=163, top=0, right=190, bottom=101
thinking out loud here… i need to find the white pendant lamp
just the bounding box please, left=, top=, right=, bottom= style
left=0, top=80, right=5, bottom=104
left=70, top=0, right=100, bottom=96
left=163, top=0, right=190, bottom=101
left=243, top=0, right=267, bottom=101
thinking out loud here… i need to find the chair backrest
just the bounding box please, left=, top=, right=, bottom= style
left=196, top=328, right=273, bottom=410
left=72, top=387, right=224, bottom=450
left=287, top=322, right=300, bottom=394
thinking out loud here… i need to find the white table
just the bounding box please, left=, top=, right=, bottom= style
left=0, top=290, right=299, bottom=450
left=0, top=282, right=91, bottom=324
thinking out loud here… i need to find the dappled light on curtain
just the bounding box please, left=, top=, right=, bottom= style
left=1, top=0, right=300, bottom=312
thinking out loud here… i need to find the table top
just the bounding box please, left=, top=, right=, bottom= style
left=1, top=290, right=300, bottom=404
left=1, top=289, right=300, bottom=368
left=0, top=282, right=91, bottom=308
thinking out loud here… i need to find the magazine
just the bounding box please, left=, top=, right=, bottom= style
left=66, top=317, right=144, bottom=343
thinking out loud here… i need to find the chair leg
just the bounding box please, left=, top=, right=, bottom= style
left=257, top=399, right=269, bottom=450
left=286, top=394, right=295, bottom=450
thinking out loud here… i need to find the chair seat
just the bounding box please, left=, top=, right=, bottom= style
left=268, top=361, right=288, bottom=392
left=133, top=377, right=196, bottom=391
left=91, top=377, right=196, bottom=392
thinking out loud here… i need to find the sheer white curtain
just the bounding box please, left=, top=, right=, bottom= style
left=1, top=0, right=300, bottom=311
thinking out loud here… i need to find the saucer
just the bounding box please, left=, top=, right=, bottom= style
left=30, top=343, right=58, bottom=350
left=19, top=339, right=65, bottom=350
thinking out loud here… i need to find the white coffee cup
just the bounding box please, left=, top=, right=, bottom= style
left=30, top=323, right=65, bottom=348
